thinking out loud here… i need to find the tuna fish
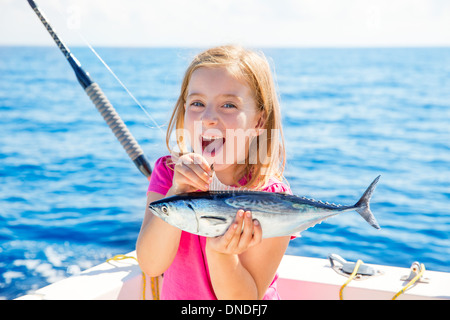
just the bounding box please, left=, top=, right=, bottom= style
left=149, top=176, right=381, bottom=238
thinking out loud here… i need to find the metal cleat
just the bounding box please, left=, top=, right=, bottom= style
left=328, top=254, right=383, bottom=280
left=400, top=261, right=430, bottom=283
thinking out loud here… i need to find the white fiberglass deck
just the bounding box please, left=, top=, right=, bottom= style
left=17, top=252, right=450, bottom=300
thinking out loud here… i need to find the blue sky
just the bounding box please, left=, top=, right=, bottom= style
left=2, top=0, right=450, bottom=47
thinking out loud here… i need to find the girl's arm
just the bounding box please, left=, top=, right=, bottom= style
left=136, top=190, right=182, bottom=277
left=136, top=153, right=213, bottom=277
left=206, top=211, right=291, bottom=300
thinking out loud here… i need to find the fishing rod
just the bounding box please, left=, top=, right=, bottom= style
left=27, top=0, right=152, bottom=178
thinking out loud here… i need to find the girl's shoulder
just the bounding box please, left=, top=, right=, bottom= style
left=147, top=155, right=175, bottom=195
left=261, top=177, right=292, bottom=195
left=154, top=155, right=175, bottom=170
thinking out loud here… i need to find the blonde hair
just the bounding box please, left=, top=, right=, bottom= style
left=166, top=45, right=286, bottom=189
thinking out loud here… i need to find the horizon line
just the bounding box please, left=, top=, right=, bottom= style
left=2, top=44, right=450, bottom=49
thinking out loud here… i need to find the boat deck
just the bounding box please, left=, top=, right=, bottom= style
left=17, top=252, right=450, bottom=300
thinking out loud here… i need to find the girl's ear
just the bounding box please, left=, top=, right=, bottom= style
left=254, top=112, right=267, bottom=136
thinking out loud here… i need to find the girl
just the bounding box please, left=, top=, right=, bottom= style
left=136, top=45, right=291, bottom=300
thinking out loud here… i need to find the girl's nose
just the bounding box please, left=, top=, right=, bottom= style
left=201, top=105, right=218, bottom=127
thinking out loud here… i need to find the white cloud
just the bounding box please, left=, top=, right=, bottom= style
left=2, top=0, right=450, bottom=47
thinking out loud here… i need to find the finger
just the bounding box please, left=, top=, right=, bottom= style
left=191, top=153, right=213, bottom=175
left=180, top=153, right=212, bottom=177
left=238, top=211, right=254, bottom=250
left=226, top=210, right=245, bottom=250
left=189, top=163, right=212, bottom=185
left=175, top=164, right=210, bottom=191
left=218, top=209, right=243, bottom=247
left=179, top=155, right=212, bottom=184
left=249, top=219, right=263, bottom=247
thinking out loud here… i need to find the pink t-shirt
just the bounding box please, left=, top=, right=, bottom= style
left=147, top=155, right=292, bottom=300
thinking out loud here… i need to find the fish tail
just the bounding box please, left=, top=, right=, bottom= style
left=354, top=175, right=381, bottom=229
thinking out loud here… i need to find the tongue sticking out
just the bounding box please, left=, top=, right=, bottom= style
left=202, top=137, right=225, bottom=157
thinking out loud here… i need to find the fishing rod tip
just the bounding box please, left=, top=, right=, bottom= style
left=27, top=0, right=38, bottom=9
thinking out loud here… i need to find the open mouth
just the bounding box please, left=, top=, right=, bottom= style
left=201, top=136, right=225, bottom=157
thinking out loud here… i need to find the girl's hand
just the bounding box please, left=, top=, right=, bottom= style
left=206, top=210, right=263, bottom=255
left=168, top=153, right=213, bottom=195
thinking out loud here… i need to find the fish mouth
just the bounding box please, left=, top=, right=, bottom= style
left=200, top=135, right=225, bottom=157
left=148, top=205, right=160, bottom=217
left=148, top=204, right=166, bottom=219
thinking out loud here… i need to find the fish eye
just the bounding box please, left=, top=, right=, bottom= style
left=161, top=206, right=169, bottom=215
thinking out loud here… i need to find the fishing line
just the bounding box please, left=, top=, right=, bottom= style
left=28, top=0, right=153, bottom=177
left=53, top=0, right=166, bottom=135
left=78, top=34, right=166, bottom=135
left=28, top=0, right=163, bottom=296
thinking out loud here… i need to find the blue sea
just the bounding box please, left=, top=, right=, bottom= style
left=1, top=46, right=449, bottom=300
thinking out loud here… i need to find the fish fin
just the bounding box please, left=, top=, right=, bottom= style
left=354, top=175, right=381, bottom=229
left=283, top=216, right=334, bottom=237
left=208, top=172, right=240, bottom=192
left=199, top=215, right=228, bottom=226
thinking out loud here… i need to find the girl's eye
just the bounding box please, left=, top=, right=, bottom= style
left=223, top=103, right=237, bottom=109
left=190, top=101, right=204, bottom=107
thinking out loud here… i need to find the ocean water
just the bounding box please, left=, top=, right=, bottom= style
left=1, top=46, right=449, bottom=300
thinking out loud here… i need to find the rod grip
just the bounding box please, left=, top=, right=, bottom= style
left=85, top=83, right=151, bottom=177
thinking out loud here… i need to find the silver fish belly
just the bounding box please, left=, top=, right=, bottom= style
left=149, top=176, right=381, bottom=238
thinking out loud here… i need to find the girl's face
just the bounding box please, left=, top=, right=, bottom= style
left=184, top=67, right=262, bottom=178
